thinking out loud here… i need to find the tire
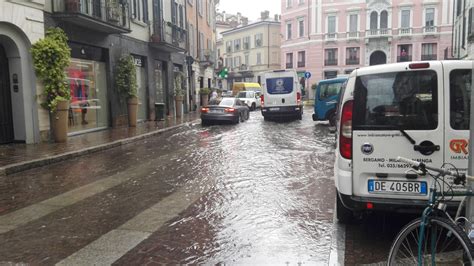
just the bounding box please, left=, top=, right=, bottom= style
left=328, top=112, right=336, bottom=127
left=201, top=120, right=208, bottom=126
left=251, top=103, right=256, bottom=111
left=388, top=217, right=474, bottom=265
left=298, top=111, right=303, bottom=120
left=336, top=193, right=353, bottom=223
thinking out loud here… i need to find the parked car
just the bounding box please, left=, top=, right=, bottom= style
left=312, top=77, right=348, bottom=126
left=221, top=90, right=233, bottom=97
left=201, top=97, right=249, bottom=126
left=334, top=60, right=473, bottom=223
left=261, top=69, right=303, bottom=120
left=236, top=90, right=261, bottom=111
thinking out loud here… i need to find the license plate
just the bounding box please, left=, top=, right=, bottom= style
left=368, top=180, right=427, bottom=195
left=210, top=109, right=223, bottom=113
left=269, top=107, right=280, bottom=111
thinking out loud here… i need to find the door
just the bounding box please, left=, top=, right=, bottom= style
left=351, top=62, right=444, bottom=200
left=369, top=51, right=387, bottom=66
left=263, top=70, right=298, bottom=107
left=444, top=61, right=472, bottom=174
left=0, top=44, right=14, bottom=144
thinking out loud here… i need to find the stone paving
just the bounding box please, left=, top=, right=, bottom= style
left=0, top=112, right=200, bottom=173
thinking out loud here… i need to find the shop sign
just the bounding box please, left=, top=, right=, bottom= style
left=132, top=55, right=144, bottom=67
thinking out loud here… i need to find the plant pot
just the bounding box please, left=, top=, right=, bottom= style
left=52, top=100, right=69, bottom=143
left=127, top=96, right=138, bottom=127
left=201, top=95, right=209, bottom=107
left=175, top=95, right=184, bottom=117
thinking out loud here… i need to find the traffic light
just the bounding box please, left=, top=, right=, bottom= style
left=219, top=67, right=228, bottom=79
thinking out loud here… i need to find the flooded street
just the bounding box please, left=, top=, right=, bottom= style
left=0, top=107, right=342, bottom=264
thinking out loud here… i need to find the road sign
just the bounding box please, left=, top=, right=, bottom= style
left=304, top=72, right=311, bottom=79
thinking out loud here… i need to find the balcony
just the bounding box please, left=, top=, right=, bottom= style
left=52, top=0, right=130, bottom=34
left=297, top=61, right=305, bottom=68
left=423, top=26, right=438, bottom=34
left=346, top=58, right=360, bottom=65
left=286, top=62, right=293, bottom=69
left=421, top=54, right=437, bottom=60
left=199, top=49, right=216, bottom=67
left=397, top=55, right=412, bottom=62
left=399, top=27, right=412, bottom=35
left=346, top=31, right=359, bottom=39
left=150, top=20, right=187, bottom=53
left=325, top=59, right=338, bottom=66
left=366, top=28, right=391, bottom=38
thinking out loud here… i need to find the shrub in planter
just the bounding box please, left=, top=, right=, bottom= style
left=31, top=27, right=71, bottom=142
left=115, top=55, right=138, bottom=126
left=199, top=87, right=211, bottom=107
left=174, top=72, right=185, bottom=117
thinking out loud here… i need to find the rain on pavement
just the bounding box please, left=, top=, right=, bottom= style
left=0, top=107, right=410, bottom=265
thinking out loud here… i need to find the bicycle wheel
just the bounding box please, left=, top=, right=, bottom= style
left=388, top=217, right=473, bottom=265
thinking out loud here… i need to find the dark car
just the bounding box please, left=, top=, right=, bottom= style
left=201, top=97, right=249, bottom=126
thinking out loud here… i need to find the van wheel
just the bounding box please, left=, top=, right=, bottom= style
left=336, top=193, right=353, bottom=223
left=251, top=103, right=256, bottom=111
left=328, top=112, right=336, bottom=127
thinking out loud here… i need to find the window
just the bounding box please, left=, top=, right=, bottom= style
left=245, top=54, right=249, bottom=66
left=297, top=51, right=305, bottom=67
left=319, top=83, right=343, bottom=100
left=257, top=53, right=262, bottom=65
left=370, top=11, right=378, bottom=30
left=255, top=33, right=263, bottom=47
left=327, top=15, right=336, bottom=35
left=353, top=70, right=438, bottom=130
left=398, top=44, right=412, bottom=62
left=456, top=0, right=462, bottom=17
left=380, top=10, right=388, bottom=29
left=421, top=43, right=437, bottom=60
left=142, top=0, right=148, bottom=22
left=349, top=14, right=358, bottom=33
left=450, top=69, right=472, bottom=130
left=198, top=0, right=203, bottom=16
left=469, top=8, right=474, bottom=38
left=298, top=19, right=305, bottom=37
left=346, top=47, right=360, bottom=65
left=234, top=39, right=241, bottom=51
left=401, top=9, right=410, bottom=28
left=425, top=8, right=434, bottom=27
left=189, top=24, right=195, bottom=56
left=226, top=41, right=232, bottom=53
left=234, top=56, right=241, bottom=68
left=325, top=48, right=337, bottom=66
left=266, top=77, right=294, bottom=94
left=324, top=71, right=338, bottom=79
left=286, top=0, right=292, bottom=8
left=286, top=53, right=293, bottom=68
left=243, top=36, right=251, bottom=49
left=286, top=23, right=292, bottom=40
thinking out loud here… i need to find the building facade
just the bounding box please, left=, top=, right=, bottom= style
left=0, top=0, right=191, bottom=144
left=0, top=0, right=45, bottom=144
left=186, top=0, right=217, bottom=109
left=281, top=0, right=454, bottom=99
left=453, top=0, right=474, bottom=59
left=218, top=12, right=281, bottom=90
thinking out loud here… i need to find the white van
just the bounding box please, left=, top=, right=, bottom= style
left=334, top=60, right=473, bottom=222
left=261, top=69, right=303, bottom=120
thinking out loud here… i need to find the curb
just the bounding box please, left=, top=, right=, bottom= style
left=0, top=120, right=199, bottom=177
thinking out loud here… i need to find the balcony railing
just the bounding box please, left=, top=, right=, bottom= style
left=286, top=62, right=293, bottom=69
left=421, top=54, right=437, bottom=60
left=346, top=58, right=360, bottom=65
left=366, top=28, right=390, bottom=37
left=423, top=26, right=438, bottom=34
left=325, top=59, right=338, bottom=66
left=399, top=27, right=412, bottom=35
left=346, top=31, right=359, bottom=39
left=325, top=33, right=337, bottom=41
left=151, top=20, right=187, bottom=52
left=52, top=0, right=130, bottom=34
left=397, top=55, right=412, bottom=62
left=297, top=61, right=305, bottom=68
left=199, top=49, right=216, bottom=67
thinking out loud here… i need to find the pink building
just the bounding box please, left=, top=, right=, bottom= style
left=281, top=0, right=454, bottom=98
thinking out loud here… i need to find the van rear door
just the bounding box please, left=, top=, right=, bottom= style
left=264, top=71, right=298, bottom=107
left=443, top=61, right=472, bottom=175
left=351, top=62, right=444, bottom=200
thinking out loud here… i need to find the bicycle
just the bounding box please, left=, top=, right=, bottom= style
left=388, top=156, right=474, bottom=265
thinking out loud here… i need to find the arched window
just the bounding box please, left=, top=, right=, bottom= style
left=380, top=10, right=388, bottom=29
left=370, top=11, right=378, bottom=30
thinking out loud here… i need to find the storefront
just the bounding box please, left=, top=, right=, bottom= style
left=66, top=43, right=109, bottom=134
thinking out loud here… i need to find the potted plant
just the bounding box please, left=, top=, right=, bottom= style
left=174, top=72, right=185, bottom=117
left=31, top=28, right=71, bottom=142
left=116, top=55, right=138, bottom=127
left=199, top=87, right=211, bottom=107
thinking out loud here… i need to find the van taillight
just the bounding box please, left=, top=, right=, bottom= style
left=260, top=95, right=264, bottom=107
left=339, top=100, right=353, bottom=159
left=409, top=62, right=430, bottom=69
left=297, top=92, right=301, bottom=105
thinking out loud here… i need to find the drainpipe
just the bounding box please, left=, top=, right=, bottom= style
left=267, top=23, right=270, bottom=70
left=468, top=60, right=474, bottom=238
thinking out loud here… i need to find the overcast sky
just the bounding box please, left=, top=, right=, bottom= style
left=217, top=0, right=281, bottom=21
